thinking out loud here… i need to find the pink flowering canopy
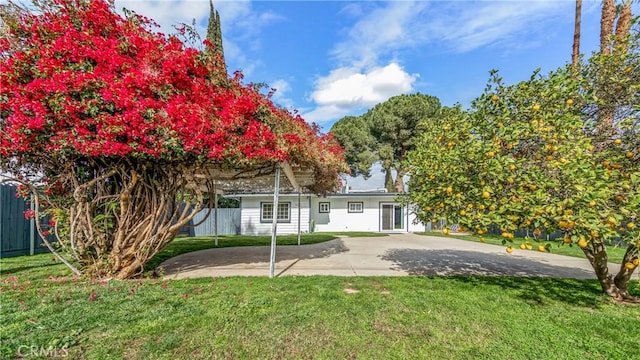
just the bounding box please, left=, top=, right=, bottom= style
left=0, top=0, right=345, bottom=192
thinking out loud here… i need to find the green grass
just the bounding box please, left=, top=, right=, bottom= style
left=1, top=253, right=639, bottom=359
left=419, top=231, right=630, bottom=264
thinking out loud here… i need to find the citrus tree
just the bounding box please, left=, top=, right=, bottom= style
left=0, top=0, right=346, bottom=279
left=404, top=55, right=639, bottom=301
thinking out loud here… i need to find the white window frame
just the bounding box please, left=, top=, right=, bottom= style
left=348, top=202, right=364, bottom=213
left=319, top=202, right=330, bottom=213
left=260, top=202, right=291, bottom=223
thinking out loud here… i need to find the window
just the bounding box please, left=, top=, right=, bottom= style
left=319, top=202, right=330, bottom=213
left=261, top=202, right=291, bottom=223
left=348, top=202, right=363, bottom=213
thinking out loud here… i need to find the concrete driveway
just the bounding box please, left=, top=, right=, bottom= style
left=160, top=233, right=615, bottom=280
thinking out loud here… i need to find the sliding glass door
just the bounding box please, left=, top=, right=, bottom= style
left=380, top=203, right=404, bottom=231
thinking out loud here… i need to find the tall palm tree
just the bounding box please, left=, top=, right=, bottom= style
left=597, top=0, right=633, bottom=134
left=572, top=0, right=582, bottom=68
left=614, top=0, right=633, bottom=53
left=600, top=0, right=616, bottom=55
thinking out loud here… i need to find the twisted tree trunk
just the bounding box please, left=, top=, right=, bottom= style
left=582, top=243, right=638, bottom=302
left=57, top=159, right=214, bottom=279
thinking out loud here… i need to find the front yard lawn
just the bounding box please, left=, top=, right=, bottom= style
left=1, top=252, right=639, bottom=359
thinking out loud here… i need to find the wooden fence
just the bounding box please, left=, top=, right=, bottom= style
left=182, top=208, right=241, bottom=237
left=0, top=185, right=51, bottom=258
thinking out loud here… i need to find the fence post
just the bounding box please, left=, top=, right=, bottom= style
left=29, top=199, right=35, bottom=255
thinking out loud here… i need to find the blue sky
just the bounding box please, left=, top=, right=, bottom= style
left=0, top=1, right=633, bottom=186
left=113, top=0, right=627, bottom=189
left=115, top=0, right=616, bottom=131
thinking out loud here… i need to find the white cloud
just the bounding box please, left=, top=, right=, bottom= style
left=304, top=0, right=574, bottom=125
left=270, top=79, right=290, bottom=95
left=332, top=1, right=430, bottom=68
left=302, top=105, right=353, bottom=127
left=330, top=0, right=570, bottom=65
left=428, top=1, right=570, bottom=53
left=312, top=63, right=417, bottom=107
left=269, top=79, right=294, bottom=109
left=303, top=63, right=418, bottom=124
left=115, top=1, right=207, bottom=35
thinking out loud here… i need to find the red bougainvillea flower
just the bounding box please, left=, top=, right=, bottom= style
left=0, top=0, right=346, bottom=192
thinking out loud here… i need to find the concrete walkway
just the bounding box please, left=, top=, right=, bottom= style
left=160, top=233, right=617, bottom=280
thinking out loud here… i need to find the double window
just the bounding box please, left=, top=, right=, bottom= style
left=319, top=202, right=330, bottom=213
left=261, top=202, right=291, bottom=223
left=348, top=202, right=364, bottom=213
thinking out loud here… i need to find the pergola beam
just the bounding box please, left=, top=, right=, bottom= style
left=280, top=161, right=302, bottom=193
left=192, top=161, right=314, bottom=277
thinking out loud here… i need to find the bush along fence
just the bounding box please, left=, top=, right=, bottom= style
left=1, top=184, right=241, bottom=258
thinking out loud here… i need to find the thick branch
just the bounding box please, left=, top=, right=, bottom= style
left=24, top=181, right=82, bottom=276
left=613, top=244, right=638, bottom=299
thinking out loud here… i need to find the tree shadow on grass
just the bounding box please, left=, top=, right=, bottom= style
left=380, top=248, right=637, bottom=307
left=0, top=252, right=70, bottom=278
left=0, top=261, right=62, bottom=277
left=447, top=276, right=608, bottom=308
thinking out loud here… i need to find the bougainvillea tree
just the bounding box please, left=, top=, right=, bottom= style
left=0, top=0, right=346, bottom=279
left=405, top=36, right=639, bottom=301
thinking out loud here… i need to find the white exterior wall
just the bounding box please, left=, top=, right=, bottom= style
left=310, top=195, right=427, bottom=233
left=239, top=193, right=427, bottom=234
left=310, top=196, right=378, bottom=232
left=407, top=210, right=428, bottom=232
left=240, top=195, right=310, bottom=235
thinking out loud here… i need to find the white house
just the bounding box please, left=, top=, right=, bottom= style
left=237, top=191, right=427, bottom=235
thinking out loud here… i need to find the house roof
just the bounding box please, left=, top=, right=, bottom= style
left=229, top=191, right=402, bottom=198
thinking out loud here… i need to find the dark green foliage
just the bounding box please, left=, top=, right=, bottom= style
left=330, top=116, right=377, bottom=178
left=330, top=93, right=441, bottom=192
left=206, top=0, right=225, bottom=70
